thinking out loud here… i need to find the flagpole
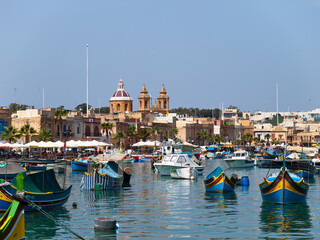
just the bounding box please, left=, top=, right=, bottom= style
left=86, top=44, right=89, bottom=116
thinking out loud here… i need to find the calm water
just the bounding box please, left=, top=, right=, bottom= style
left=25, top=160, right=320, bottom=239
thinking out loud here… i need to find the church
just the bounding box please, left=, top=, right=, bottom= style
left=109, top=79, right=169, bottom=115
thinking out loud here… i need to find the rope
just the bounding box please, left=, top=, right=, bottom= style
left=18, top=194, right=85, bottom=240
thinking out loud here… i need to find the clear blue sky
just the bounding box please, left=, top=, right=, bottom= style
left=1, top=1, right=320, bottom=113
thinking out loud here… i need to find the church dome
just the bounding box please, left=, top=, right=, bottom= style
left=110, top=79, right=133, bottom=101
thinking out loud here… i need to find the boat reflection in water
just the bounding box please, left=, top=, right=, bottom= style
left=259, top=202, right=312, bottom=238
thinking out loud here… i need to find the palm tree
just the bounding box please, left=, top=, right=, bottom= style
left=20, top=124, right=37, bottom=143
left=198, top=129, right=208, bottom=145
left=169, top=128, right=178, bottom=140
left=113, top=131, right=125, bottom=151
left=253, top=137, right=259, bottom=146
left=101, top=122, right=113, bottom=143
left=1, top=126, right=21, bottom=143
left=37, top=129, right=54, bottom=142
left=54, top=108, right=68, bottom=140
left=126, top=125, right=137, bottom=147
left=245, top=133, right=253, bottom=146
left=136, top=128, right=151, bottom=142
left=264, top=134, right=271, bottom=146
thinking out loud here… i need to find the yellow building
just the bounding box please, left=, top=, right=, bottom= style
left=110, top=79, right=133, bottom=113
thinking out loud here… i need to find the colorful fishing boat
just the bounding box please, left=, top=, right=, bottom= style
left=259, top=167, right=309, bottom=204
left=0, top=162, right=26, bottom=180
left=71, top=157, right=98, bottom=171
left=0, top=169, right=72, bottom=211
left=204, top=166, right=236, bottom=193
left=292, top=169, right=314, bottom=179
left=80, top=161, right=131, bottom=190
left=0, top=172, right=25, bottom=240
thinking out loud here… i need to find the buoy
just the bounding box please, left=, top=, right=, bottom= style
left=94, top=183, right=102, bottom=191
left=241, top=176, right=250, bottom=186
left=94, top=217, right=117, bottom=231
left=72, top=202, right=77, bottom=208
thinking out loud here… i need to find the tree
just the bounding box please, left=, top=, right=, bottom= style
left=245, top=133, right=253, bottom=146
left=54, top=108, right=68, bottom=140
left=37, top=129, right=53, bottom=142
left=136, top=128, right=151, bottom=142
left=169, top=128, right=178, bottom=140
left=1, top=126, right=21, bottom=143
left=126, top=125, right=137, bottom=146
left=75, top=103, right=92, bottom=114
left=101, top=122, right=113, bottom=143
left=198, top=129, right=208, bottom=145
left=113, top=131, right=125, bottom=150
left=94, top=107, right=110, bottom=114
left=20, top=124, right=37, bottom=143
left=9, top=103, right=28, bottom=113
left=264, top=134, right=271, bottom=146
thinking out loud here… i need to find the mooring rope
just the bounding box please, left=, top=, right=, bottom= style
left=18, top=194, right=86, bottom=240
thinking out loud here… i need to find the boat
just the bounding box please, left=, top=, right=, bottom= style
left=80, top=160, right=131, bottom=190
left=292, top=169, right=314, bottom=179
left=204, top=166, right=236, bottom=193
left=0, top=169, right=72, bottom=211
left=153, top=153, right=204, bottom=176
left=139, top=157, right=152, bottom=162
left=224, top=150, right=255, bottom=168
left=212, top=152, right=226, bottom=159
left=259, top=167, right=309, bottom=204
left=122, top=158, right=135, bottom=163
left=0, top=161, right=26, bottom=180
left=170, top=167, right=198, bottom=180
left=71, top=156, right=98, bottom=171
left=0, top=172, right=25, bottom=240
left=258, top=158, right=316, bottom=172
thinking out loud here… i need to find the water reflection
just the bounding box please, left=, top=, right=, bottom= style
left=259, top=202, right=312, bottom=238
left=26, top=207, right=71, bottom=238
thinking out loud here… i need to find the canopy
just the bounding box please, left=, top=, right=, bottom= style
left=132, top=140, right=161, bottom=147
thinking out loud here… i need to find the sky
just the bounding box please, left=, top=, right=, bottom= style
left=1, top=0, right=320, bottom=113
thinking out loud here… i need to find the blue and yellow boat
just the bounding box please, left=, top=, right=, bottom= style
left=204, top=166, right=235, bottom=193
left=259, top=167, right=309, bottom=204
left=292, top=169, right=314, bottom=179
left=0, top=172, right=25, bottom=240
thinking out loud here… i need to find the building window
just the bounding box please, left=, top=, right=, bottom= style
left=94, top=126, right=100, bottom=136
left=77, top=126, right=80, bottom=134
left=164, top=101, right=167, bottom=108
left=85, top=126, right=91, bottom=136
left=140, top=101, right=142, bottom=108
left=57, top=125, right=60, bottom=137
left=125, top=104, right=128, bottom=111
left=117, top=104, right=120, bottom=111
left=145, top=101, right=148, bottom=108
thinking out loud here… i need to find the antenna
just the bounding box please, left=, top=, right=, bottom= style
left=43, top=88, right=45, bottom=108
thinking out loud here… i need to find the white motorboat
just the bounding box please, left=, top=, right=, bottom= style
left=224, top=150, right=254, bottom=168
left=170, top=167, right=198, bottom=180
left=154, top=153, right=204, bottom=176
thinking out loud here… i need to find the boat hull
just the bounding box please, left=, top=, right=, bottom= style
left=71, top=159, right=88, bottom=171
left=154, top=164, right=204, bottom=176
left=0, top=184, right=72, bottom=211
left=80, top=170, right=123, bottom=190
left=259, top=168, right=309, bottom=204
left=0, top=200, right=25, bottom=240
left=224, top=159, right=254, bottom=168
left=204, top=168, right=235, bottom=193
left=170, top=167, right=198, bottom=180
left=293, top=170, right=314, bottom=179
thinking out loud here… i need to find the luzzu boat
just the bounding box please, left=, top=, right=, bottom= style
left=204, top=166, right=236, bottom=193
left=292, top=169, right=314, bottom=179
left=259, top=167, right=309, bottom=204
left=80, top=161, right=131, bottom=191
left=0, top=172, right=25, bottom=240
left=71, top=157, right=98, bottom=171
left=0, top=169, right=72, bottom=211
left=0, top=162, right=26, bottom=180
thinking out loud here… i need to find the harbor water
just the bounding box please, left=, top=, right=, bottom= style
left=25, top=159, right=320, bottom=239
